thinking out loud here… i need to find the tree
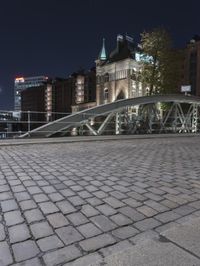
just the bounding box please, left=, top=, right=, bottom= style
left=139, top=28, right=183, bottom=95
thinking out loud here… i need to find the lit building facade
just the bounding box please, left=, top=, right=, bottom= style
left=71, top=68, right=96, bottom=113
left=96, top=35, right=147, bottom=106
left=52, top=78, right=73, bottom=120
left=14, top=76, right=48, bottom=111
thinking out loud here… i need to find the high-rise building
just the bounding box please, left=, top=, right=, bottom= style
left=14, top=76, right=48, bottom=111
left=96, top=34, right=147, bottom=106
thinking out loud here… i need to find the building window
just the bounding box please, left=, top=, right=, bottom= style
left=104, top=73, right=109, bottom=82
left=104, top=88, right=108, bottom=103
left=115, top=70, right=128, bottom=80
left=97, top=75, right=100, bottom=84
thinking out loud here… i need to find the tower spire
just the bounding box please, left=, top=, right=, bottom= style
left=99, top=38, right=107, bottom=61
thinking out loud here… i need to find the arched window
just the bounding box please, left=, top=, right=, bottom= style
left=116, top=90, right=125, bottom=100
left=104, top=73, right=109, bottom=82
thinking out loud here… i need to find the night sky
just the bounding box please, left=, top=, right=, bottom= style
left=1, top=0, right=200, bottom=110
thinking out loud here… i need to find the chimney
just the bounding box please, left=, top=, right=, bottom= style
left=117, top=34, right=124, bottom=51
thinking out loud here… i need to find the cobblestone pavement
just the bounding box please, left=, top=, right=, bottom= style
left=0, top=137, right=200, bottom=265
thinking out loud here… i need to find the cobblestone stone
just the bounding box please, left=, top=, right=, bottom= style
left=91, top=215, right=117, bottom=232
left=137, top=205, right=158, bottom=217
left=133, top=218, right=161, bottom=231
left=81, top=204, right=100, bottom=217
left=144, top=200, right=169, bottom=212
left=67, top=212, right=89, bottom=226
left=0, top=241, right=13, bottom=265
left=96, top=204, right=117, bottom=216
left=0, top=192, right=13, bottom=201
left=27, top=186, right=42, bottom=195
left=173, top=205, right=196, bottom=216
left=118, top=206, right=145, bottom=221
left=56, top=200, right=76, bottom=214
left=11, top=257, right=42, bottom=266
left=80, top=233, right=116, bottom=251
left=56, top=226, right=84, bottom=245
left=12, top=240, right=40, bottom=262
left=42, top=245, right=81, bottom=266
left=33, top=194, right=49, bottom=203
left=86, top=197, right=103, bottom=206
left=37, top=235, right=64, bottom=251
left=47, top=192, right=64, bottom=202
left=9, top=223, right=30, bottom=243
left=24, top=209, right=45, bottom=223
left=14, top=192, right=31, bottom=202
left=47, top=213, right=69, bottom=228
left=103, top=197, right=125, bottom=208
left=77, top=223, right=102, bottom=238
left=39, top=201, right=59, bottom=215
left=4, top=210, right=24, bottom=226
left=19, top=200, right=37, bottom=211
left=1, top=199, right=18, bottom=212
left=110, top=213, right=132, bottom=226
left=0, top=223, right=6, bottom=241
left=30, top=221, right=53, bottom=239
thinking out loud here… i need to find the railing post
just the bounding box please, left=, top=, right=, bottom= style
left=28, top=111, right=30, bottom=135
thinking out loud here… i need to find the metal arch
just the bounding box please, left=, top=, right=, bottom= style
left=20, top=94, right=200, bottom=138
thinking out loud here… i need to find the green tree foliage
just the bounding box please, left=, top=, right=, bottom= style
left=140, top=28, right=184, bottom=95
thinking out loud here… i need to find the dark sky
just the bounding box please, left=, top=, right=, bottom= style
left=0, top=0, right=200, bottom=110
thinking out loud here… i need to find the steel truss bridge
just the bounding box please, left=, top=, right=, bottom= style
left=21, top=94, right=200, bottom=138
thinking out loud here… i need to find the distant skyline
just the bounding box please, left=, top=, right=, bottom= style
left=1, top=0, right=200, bottom=110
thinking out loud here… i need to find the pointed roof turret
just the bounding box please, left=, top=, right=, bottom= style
left=99, top=38, right=107, bottom=61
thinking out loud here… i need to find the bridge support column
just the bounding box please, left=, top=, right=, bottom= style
left=192, top=104, right=198, bottom=133
left=115, top=113, right=122, bottom=135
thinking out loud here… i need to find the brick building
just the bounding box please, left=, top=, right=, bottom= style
left=183, top=35, right=200, bottom=96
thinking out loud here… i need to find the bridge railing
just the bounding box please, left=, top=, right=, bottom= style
left=0, top=110, right=72, bottom=139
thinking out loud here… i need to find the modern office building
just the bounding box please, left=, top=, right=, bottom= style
left=96, top=34, right=147, bottom=106
left=14, top=76, right=48, bottom=111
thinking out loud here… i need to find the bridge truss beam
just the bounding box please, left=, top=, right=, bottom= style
left=20, top=95, right=200, bottom=138
left=77, top=102, right=200, bottom=136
